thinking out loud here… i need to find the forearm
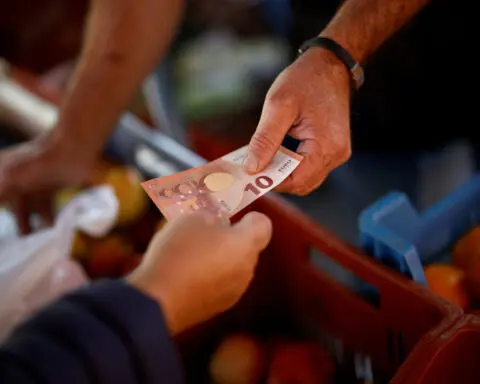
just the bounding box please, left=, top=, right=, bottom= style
left=0, top=281, right=184, bottom=384
left=321, top=0, right=431, bottom=63
left=53, top=0, right=184, bottom=159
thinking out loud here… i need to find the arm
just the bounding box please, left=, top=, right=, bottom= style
left=246, top=0, right=431, bottom=195
left=0, top=281, right=184, bottom=384
left=0, top=0, right=184, bottom=233
left=0, top=212, right=272, bottom=384
left=52, top=0, right=184, bottom=162
left=321, top=0, right=431, bottom=63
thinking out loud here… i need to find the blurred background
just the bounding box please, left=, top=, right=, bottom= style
left=0, top=0, right=477, bottom=244
left=1, top=2, right=480, bottom=383
left=3, top=1, right=479, bottom=242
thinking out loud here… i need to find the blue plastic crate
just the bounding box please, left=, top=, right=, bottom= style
left=358, top=174, right=480, bottom=285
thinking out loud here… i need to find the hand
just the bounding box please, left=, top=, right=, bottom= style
left=0, top=134, right=94, bottom=233
left=128, top=211, right=272, bottom=335
left=244, top=47, right=352, bottom=195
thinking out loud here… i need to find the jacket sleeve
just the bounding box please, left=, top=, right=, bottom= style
left=0, top=280, right=184, bottom=384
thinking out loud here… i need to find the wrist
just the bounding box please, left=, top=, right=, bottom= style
left=47, top=123, right=100, bottom=166
left=319, top=28, right=366, bottom=65
left=300, top=47, right=351, bottom=93
left=127, top=271, right=181, bottom=335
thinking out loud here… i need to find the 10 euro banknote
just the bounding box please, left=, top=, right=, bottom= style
left=141, top=145, right=303, bottom=221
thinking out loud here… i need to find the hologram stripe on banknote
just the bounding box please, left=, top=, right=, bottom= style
left=142, top=145, right=303, bottom=221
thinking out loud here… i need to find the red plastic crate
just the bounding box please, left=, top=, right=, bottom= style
left=10, top=67, right=466, bottom=383
left=174, top=194, right=463, bottom=383
left=392, top=314, right=480, bottom=384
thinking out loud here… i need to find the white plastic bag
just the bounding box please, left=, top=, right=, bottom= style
left=0, top=186, right=118, bottom=340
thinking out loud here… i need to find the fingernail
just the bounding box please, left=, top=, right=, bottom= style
left=243, top=154, right=259, bottom=173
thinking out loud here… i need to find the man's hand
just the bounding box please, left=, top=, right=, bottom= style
left=128, top=211, right=272, bottom=335
left=0, top=134, right=93, bottom=233
left=245, top=0, right=431, bottom=196
left=245, top=48, right=351, bottom=195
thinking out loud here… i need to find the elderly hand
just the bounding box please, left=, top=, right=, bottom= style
left=244, top=47, right=352, bottom=195
left=128, top=211, right=272, bottom=335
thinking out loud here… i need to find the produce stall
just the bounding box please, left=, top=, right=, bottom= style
left=360, top=172, right=480, bottom=314
left=1, top=66, right=480, bottom=383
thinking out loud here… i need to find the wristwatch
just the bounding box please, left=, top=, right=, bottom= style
left=298, top=36, right=364, bottom=90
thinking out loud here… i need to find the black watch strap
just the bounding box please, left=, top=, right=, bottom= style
left=298, top=36, right=364, bottom=90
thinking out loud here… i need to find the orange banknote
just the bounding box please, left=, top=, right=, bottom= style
left=142, top=145, right=303, bottom=221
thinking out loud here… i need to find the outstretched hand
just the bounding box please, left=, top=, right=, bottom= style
left=128, top=211, right=273, bottom=335
left=245, top=47, right=352, bottom=195
left=0, top=134, right=95, bottom=233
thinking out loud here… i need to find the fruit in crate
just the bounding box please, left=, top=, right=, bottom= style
left=464, top=261, right=480, bottom=301
left=87, top=235, right=134, bottom=278
left=453, top=226, right=480, bottom=270
left=267, top=341, right=334, bottom=384
left=92, top=165, right=148, bottom=226
left=209, top=333, right=265, bottom=384
left=55, top=188, right=81, bottom=211
left=424, top=264, right=470, bottom=309
left=71, top=231, right=89, bottom=260
left=452, top=226, right=480, bottom=300
left=121, top=254, right=143, bottom=276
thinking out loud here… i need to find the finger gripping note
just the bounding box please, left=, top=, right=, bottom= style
left=141, top=145, right=303, bottom=221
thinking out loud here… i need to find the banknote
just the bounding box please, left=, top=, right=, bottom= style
left=142, top=145, right=303, bottom=221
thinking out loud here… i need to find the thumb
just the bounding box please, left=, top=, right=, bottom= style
left=244, top=97, right=295, bottom=174
left=232, top=211, right=273, bottom=252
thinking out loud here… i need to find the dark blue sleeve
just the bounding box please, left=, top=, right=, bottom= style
left=0, top=280, right=184, bottom=384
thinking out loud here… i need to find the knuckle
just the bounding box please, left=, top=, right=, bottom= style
left=250, top=131, right=278, bottom=153
left=266, top=90, right=295, bottom=110
left=292, top=181, right=312, bottom=196
left=337, top=142, right=352, bottom=164
left=294, top=182, right=318, bottom=196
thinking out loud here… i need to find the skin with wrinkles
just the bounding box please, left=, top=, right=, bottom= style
left=246, top=0, right=432, bottom=195
left=0, top=0, right=432, bottom=230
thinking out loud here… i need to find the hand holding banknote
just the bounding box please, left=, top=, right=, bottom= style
left=245, top=47, right=352, bottom=195
left=128, top=211, right=272, bottom=335
left=142, top=145, right=303, bottom=221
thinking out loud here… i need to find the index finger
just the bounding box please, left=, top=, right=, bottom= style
left=245, top=96, right=297, bottom=174
left=274, top=139, right=333, bottom=195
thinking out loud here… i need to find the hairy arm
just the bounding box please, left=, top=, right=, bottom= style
left=321, top=0, right=431, bottom=63
left=52, top=0, right=184, bottom=161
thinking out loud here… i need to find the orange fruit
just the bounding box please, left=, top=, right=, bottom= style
left=453, top=226, right=480, bottom=271
left=55, top=188, right=81, bottom=212
left=71, top=231, right=90, bottom=260
left=209, top=333, right=265, bottom=384
left=424, top=264, right=470, bottom=309
left=92, top=165, right=148, bottom=226
left=464, top=258, right=480, bottom=301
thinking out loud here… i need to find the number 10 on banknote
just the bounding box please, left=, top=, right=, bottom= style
left=141, top=145, right=303, bottom=221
